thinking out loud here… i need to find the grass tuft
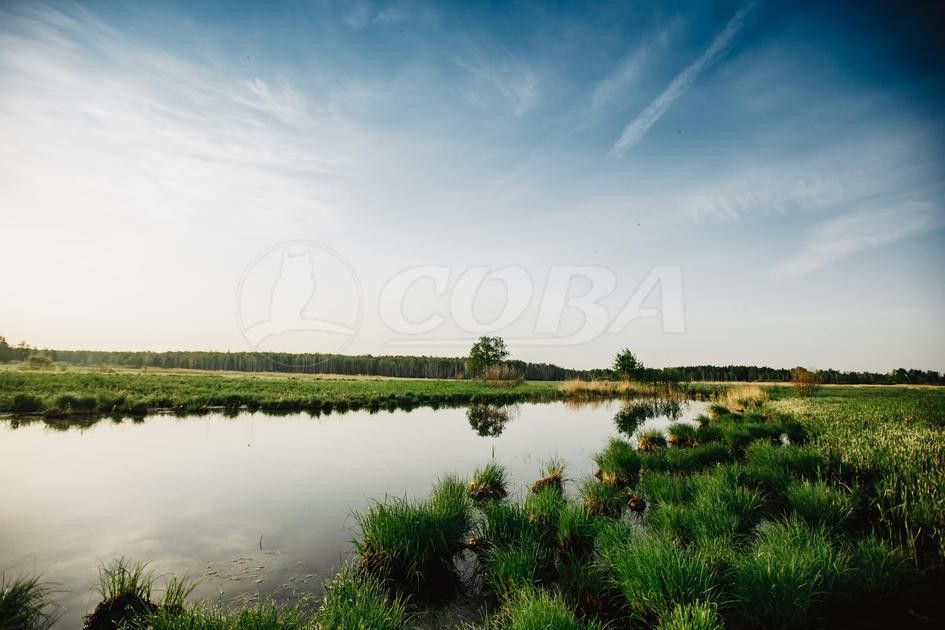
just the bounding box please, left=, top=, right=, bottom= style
left=732, top=517, right=846, bottom=628
left=468, top=461, right=509, bottom=502
left=0, top=575, right=58, bottom=630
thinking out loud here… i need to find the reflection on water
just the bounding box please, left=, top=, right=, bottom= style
left=466, top=404, right=518, bottom=437
left=0, top=398, right=706, bottom=628
left=613, top=398, right=684, bottom=436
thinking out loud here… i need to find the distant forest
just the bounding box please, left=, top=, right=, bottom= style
left=1, top=336, right=943, bottom=385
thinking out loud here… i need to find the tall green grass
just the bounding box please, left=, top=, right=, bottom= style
left=354, top=476, right=471, bottom=596
left=468, top=461, right=509, bottom=502
left=0, top=575, right=58, bottom=630
left=732, top=517, right=846, bottom=628
left=600, top=529, right=721, bottom=622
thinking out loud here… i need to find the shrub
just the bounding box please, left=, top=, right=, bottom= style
left=792, top=367, right=822, bottom=397
left=732, top=517, right=846, bottom=628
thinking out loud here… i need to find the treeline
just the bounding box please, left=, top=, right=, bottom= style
left=17, top=347, right=584, bottom=381
left=653, top=365, right=945, bottom=386
left=2, top=337, right=942, bottom=384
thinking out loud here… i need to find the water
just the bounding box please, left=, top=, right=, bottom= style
left=0, top=398, right=707, bottom=627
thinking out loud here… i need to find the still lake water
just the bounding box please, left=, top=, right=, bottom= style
left=0, top=398, right=707, bottom=627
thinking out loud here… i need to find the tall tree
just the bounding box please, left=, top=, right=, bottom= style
left=467, top=336, right=509, bottom=377
left=613, top=348, right=643, bottom=381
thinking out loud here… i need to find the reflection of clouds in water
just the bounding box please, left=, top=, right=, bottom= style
left=466, top=403, right=520, bottom=437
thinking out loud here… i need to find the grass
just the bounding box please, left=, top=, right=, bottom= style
left=581, top=477, right=626, bottom=517
left=0, top=368, right=566, bottom=419
left=486, top=587, right=603, bottom=630
left=481, top=538, right=549, bottom=598
left=0, top=575, right=58, bottom=630
left=769, top=386, right=945, bottom=560
left=732, top=517, right=846, bottom=628
left=656, top=601, right=723, bottom=630
left=599, top=529, right=721, bottom=623
left=531, top=457, right=565, bottom=494
left=637, top=429, right=667, bottom=452
left=315, top=567, right=410, bottom=630
left=468, top=461, right=509, bottom=502
left=146, top=602, right=314, bottom=629
left=715, top=384, right=768, bottom=413
left=786, top=479, right=858, bottom=530
left=593, top=438, right=640, bottom=487
left=667, top=422, right=698, bottom=447
left=354, top=476, right=471, bottom=597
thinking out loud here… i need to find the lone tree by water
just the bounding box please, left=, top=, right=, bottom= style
left=467, top=336, right=509, bottom=378
left=613, top=348, right=644, bottom=381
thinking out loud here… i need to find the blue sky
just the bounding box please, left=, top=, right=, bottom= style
left=1, top=0, right=943, bottom=371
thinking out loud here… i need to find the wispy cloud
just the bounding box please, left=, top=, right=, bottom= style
left=772, top=201, right=944, bottom=278
left=0, top=2, right=349, bottom=235
left=456, top=52, right=540, bottom=116
left=610, top=2, right=754, bottom=156
left=590, top=15, right=684, bottom=112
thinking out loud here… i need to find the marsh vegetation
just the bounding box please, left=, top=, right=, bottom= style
left=2, top=384, right=943, bottom=628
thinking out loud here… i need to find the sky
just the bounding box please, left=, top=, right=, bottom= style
left=1, top=0, right=943, bottom=372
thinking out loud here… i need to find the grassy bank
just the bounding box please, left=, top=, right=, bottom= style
left=0, top=368, right=565, bottom=418
left=0, top=367, right=722, bottom=420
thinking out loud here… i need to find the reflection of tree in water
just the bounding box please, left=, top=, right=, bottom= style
left=467, top=404, right=518, bottom=437
left=613, top=398, right=683, bottom=436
